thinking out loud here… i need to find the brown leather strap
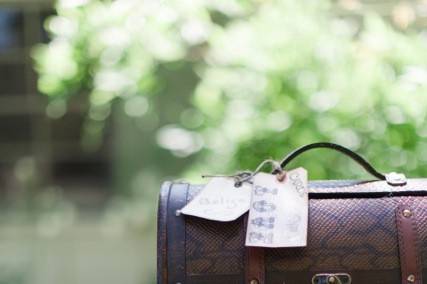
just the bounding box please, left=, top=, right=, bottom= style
left=244, top=215, right=265, bottom=284
left=245, top=246, right=265, bottom=284
left=395, top=204, right=423, bottom=284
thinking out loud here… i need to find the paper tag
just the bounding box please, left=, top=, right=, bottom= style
left=245, top=168, right=308, bottom=247
left=180, top=177, right=252, bottom=222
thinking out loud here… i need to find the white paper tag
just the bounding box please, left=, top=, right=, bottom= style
left=245, top=168, right=308, bottom=247
left=180, top=177, right=252, bottom=222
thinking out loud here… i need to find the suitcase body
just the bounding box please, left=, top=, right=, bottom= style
left=157, top=143, right=426, bottom=284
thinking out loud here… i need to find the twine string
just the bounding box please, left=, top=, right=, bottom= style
left=201, top=159, right=283, bottom=187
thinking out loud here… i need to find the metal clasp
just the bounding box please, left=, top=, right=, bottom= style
left=312, top=273, right=352, bottom=284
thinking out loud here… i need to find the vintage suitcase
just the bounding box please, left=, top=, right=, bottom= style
left=157, top=142, right=427, bottom=284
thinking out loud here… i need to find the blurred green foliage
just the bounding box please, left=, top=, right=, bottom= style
left=34, top=0, right=427, bottom=180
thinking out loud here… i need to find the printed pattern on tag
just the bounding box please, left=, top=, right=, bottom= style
left=245, top=168, right=308, bottom=247
left=180, top=177, right=252, bottom=222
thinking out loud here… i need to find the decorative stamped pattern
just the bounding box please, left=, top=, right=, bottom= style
left=245, top=168, right=308, bottom=248
left=251, top=217, right=276, bottom=229
left=254, top=185, right=278, bottom=196
left=252, top=200, right=277, bottom=213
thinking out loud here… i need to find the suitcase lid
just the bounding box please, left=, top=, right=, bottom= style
left=184, top=178, right=427, bottom=200
left=307, top=178, right=427, bottom=197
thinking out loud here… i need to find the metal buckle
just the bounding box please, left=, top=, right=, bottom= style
left=312, top=273, right=352, bottom=284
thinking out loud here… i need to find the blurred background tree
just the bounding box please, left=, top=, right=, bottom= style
left=0, top=0, right=423, bottom=283
left=34, top=0, right=427, bottom=181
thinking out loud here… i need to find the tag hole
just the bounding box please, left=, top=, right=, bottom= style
left=276, top=171, right=286, bottom=182
left=234, top=181, right=242, bottom=188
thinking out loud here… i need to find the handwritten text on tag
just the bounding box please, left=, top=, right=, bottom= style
left=245, top=168, right=308, bottom=248
left=180, top=177, right=252, bottom=222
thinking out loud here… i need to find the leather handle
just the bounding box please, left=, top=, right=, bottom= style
left=276, top=142, right=386, bottom=180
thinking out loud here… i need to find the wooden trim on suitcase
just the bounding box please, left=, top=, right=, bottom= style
left=244, top=215, right=265, bottom=284
left=245, top=246, right=265, bottom=284
left=167, top=183, right=189, bottom=284
left=157, top=181, right=172, bottom=284
left=396, top=204, right=423, bottom=284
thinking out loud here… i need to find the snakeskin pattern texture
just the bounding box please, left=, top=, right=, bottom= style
left=186, top=216, right=245, bottom=275
left=181, top=181, right=427, bottom=283
left=266, top=198, right=402, bottom=271
left=186, top=186, right=245, bottom=275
